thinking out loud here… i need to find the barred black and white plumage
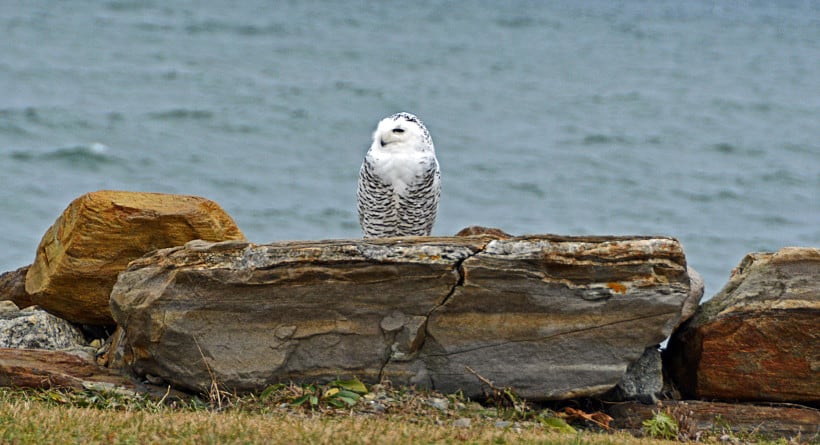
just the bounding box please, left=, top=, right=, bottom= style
left=357, top=112, right=441, bottom=238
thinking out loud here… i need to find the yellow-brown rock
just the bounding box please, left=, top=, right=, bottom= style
left=25, top=190, right=245, bottom=325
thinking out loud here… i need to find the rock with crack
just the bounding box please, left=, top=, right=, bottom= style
left=412, top=235, right=694, bottom=400
left=109, top=235, right=695, bottom=400
left=109, top=237, right=486, bottom=393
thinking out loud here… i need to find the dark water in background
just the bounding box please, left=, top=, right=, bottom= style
left=1, top=1, right=818, bottom=299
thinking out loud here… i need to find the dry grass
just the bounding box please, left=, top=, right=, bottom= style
left=0, top=399, right=668, bottom=445
left=4, top=385, right=805, bottom=445
left=0, top=386, right=682, bottom=445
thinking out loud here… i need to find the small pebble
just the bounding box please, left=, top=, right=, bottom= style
left=144, top=374, right=164, bottom=385
left=366, top=401, right=386, bottom=413
left=453, top=418, right=471, bottom=428
left=494, top=421, right=512, bottom=429
left=427, top=397, right=449, bottom=411
left=0, top=301, right=19, bottom=315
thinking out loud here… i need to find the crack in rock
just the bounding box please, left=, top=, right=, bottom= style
left=377, top=244, right=485, bottom=381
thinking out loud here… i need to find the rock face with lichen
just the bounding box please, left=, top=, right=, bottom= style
left=666, top=247, right=820, bottom=404
left=110, top=234, right=697, bottom=400
left=0, top=302, right=88, bottom=352
left=25, top=190, right=246, bottom=326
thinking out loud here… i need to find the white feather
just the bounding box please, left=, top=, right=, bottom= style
left=357, top=112, right=441, bottom=238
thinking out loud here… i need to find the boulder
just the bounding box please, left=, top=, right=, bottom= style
left=109, top=235, right=695, bottom=400
left=0, top=304, right=88, bottom=353
left=25, top=190, right=246, bottom=325
left=666, top=247, right=820, bottom=404
left=0, top=265, right=33, bottom=309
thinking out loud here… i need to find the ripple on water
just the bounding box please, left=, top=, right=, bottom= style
left=7, top=143, right=130, bottom=173
left=147, top=109, right=214, bottom=121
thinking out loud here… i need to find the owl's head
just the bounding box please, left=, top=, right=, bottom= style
left=373, top=112, right=434, bottom=152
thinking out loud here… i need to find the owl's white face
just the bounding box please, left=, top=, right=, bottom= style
left=372, top=113, right=434, bottom=153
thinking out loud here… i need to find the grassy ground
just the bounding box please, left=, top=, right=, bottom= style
left=0, top=384, right=796, bottom=444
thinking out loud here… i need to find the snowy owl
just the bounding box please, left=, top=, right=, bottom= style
left=357, top=112, right=441, bottom=238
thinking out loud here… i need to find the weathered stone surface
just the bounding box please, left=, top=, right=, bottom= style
left=0, top=348, right=136, bottom=391
left=454, top=226, right=513, bottom=239
left=666, top=247, right=820, bottom=404
left=416, top=236, right=692, bottom=400
left=0, top=305, right=88, bottom=352
left=0, top=301, right=18, bottom=316
left=607, top=346, right=663, bottom=403
left=25, top=190, right=246, bottom=325
left=609, top=400, right=820, bottom=440
left=110, top=235, right=694, bottom=400
left=0, top=265, right=33, bottom=309
left=110, top=237, right=481, bottom=391
left=679, top=266, right=704, bottom=330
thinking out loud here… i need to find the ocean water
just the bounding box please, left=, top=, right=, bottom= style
left=1, top=1, right=818, bottom=300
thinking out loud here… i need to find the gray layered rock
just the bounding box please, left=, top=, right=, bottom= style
left=110, top=235, right=696, bottom=400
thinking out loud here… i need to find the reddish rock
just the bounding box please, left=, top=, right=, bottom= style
left=0, top=266, right=33, bottom=309
left=25, top=190, right=246, bottom=325
left=454, top=226, right=513, bottom=239
left=609, top=400, right=820, bottom=440
left=0, top=348, right=136, bottom=391
left=666, top=247, right=820, bottom=404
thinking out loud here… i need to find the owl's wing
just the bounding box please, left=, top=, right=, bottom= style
left=398, top=158, right=441, bottom=236
left=357, top=158, right=398, bottom=237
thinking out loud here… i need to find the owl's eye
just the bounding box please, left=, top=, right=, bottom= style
left=392, top=128, right=405, bottom=134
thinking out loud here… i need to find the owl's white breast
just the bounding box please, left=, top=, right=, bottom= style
left=366, top=146, right=435, bottom=196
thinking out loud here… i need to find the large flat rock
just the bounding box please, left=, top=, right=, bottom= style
left=666, top=247, right=820, bottom=404
left=25, top=190, right=246, bottom=325
left=110, top=235, right=695, bottom=400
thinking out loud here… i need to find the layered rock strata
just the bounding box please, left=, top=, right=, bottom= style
left=110, top=235, right=696, bottom=400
